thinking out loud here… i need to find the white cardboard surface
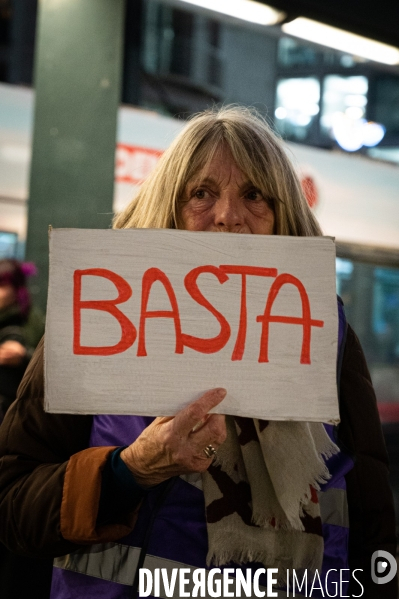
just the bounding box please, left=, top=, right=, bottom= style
left=45, top=229, right=339, bottom=423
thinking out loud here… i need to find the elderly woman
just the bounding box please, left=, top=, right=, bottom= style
left=0, top=106, right=396, bottom=599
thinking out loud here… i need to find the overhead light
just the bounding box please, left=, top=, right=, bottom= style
left=177, top=0, right=286, bottom=26
left=282, top=18, right=399, bottom=65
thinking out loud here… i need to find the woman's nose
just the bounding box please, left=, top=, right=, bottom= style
left=214, top=195, right=244, bottom=231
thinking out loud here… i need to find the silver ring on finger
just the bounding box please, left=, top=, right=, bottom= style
left=203, top=444, right=217, bottom=459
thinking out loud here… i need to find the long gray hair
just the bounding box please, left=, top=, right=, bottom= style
left=113, top=105, right=322, bottom=237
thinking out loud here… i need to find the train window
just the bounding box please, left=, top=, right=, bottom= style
left=336, top=257, right=354, bottom=287
left=142, top=2, right=194, bottom=78
left=274, top=77, right=320, bottom=142
left=0, top=230, right=18, bottom=258
left=336, top=258, right=399, bottom=418
left=206, top=21, right=222, bottom=88
left=142, top=1, right=222, bottom=89
left=321, top=75, right=369, bottom=150
left=278, top=37, right=318, bottom=67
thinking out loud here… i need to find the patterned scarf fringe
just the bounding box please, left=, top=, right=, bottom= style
left=202, top=416, right=339, bottom=575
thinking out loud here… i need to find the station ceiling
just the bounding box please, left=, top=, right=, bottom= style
left=262, top=0, right=399, bottom=47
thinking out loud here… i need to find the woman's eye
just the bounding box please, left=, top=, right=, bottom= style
left=193, top=189, right=207, bottom=199
left=245, top=189, right=262, bottom=201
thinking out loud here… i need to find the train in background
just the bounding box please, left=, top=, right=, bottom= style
left=0, top=81, right=398, bottom=420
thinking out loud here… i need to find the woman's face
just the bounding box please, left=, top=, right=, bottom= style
left=180, top=146, right=275, bottom=235
left=0, top=284, right=16, bottom=310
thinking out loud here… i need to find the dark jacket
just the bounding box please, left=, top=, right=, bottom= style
left=0, top=327, right=397, bottom=598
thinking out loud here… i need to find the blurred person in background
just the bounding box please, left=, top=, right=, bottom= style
left=0, top=258, right=49, bottom=599
left=0, top=259, right=44, bottom=422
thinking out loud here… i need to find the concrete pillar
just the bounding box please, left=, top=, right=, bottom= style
left=26, top=0, right=125, bottom=310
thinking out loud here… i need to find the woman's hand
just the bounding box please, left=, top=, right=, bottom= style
left=0, top=340, right=27, bottom=366
left=120, top=388, right=227, bottom=487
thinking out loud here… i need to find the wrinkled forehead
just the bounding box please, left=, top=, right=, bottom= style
left=186, top=141, right=251, bottom=187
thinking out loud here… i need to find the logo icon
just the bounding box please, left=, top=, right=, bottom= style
left=371, top=550, right=397, bottom=584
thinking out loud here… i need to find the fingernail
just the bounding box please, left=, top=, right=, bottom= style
left=216, top=388, right=227, bottom=398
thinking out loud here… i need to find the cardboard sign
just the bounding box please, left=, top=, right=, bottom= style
left=45, top=229, right=339, bottom=423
